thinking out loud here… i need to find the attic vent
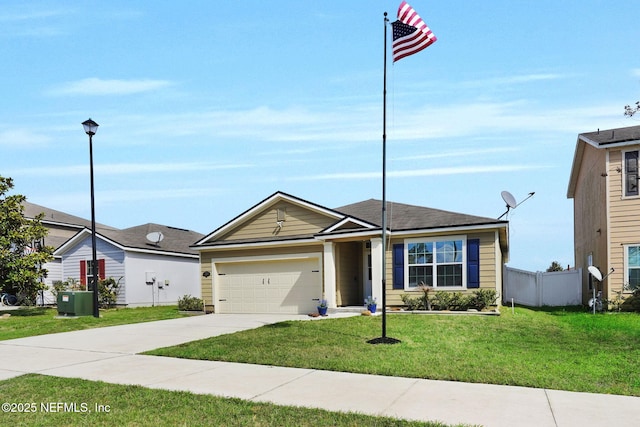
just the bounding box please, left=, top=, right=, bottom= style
left=277, top=207, right=286, bottom=222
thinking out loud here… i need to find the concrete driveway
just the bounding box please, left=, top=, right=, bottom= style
left=1, top=313, right=639, bottom=427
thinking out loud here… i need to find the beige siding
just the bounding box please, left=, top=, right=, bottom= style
left=200, top=255, right=213, bottom=310
left=385, top=231, right=502, bottom=306
left=572, top=143, right=608, bottom=302
left=608, top=147, right=640, bottom=297
left=219, top=201, right=336, bottom=241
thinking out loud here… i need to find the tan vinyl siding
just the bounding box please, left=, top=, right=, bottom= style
left=572, top=142, right=608, bottom=302
left=385, top=230, right=502, bottom=306
left=219, top=202, right=337, bottom=241
left=608, top=147, right=640, bottom=296
left=200, top=255, right=213, bottom=309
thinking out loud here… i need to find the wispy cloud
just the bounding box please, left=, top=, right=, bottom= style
left=0, top=7, right=73, bottom=38
left=449, top=73, right=566, bottom=92
left=0, top=9, right=70, bottom=22
left=7, top=161, right=252, bottom=177
left=392, top=147, right=519, bottom=161
left=49, top=78, right=172, bottom=96
left=293, top=164, right=547, bottom=181
left=0, top=129, right=51, bottom=146
left=631, top=69, right=640, bottom=78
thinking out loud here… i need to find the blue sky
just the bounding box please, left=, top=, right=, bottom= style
left=2, top=1, right=639, bottom=271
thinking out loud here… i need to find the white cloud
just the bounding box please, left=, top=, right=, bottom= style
left=294, top=164, right=547, bottom=181
left=0, top=129, right=51, bottom=146
left=392, top=147, right=519, bottom=161
left=6, top=161, right=252, bottom=177
left=460, top=73, right=565, bottom=88
left=49, top=78, right=172, bottom=96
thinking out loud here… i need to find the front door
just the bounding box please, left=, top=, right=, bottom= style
left=363, top=241, right=372, bottom=299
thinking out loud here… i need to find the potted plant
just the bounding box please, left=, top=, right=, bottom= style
left=365, top=295, right=377, bottom=313
left=317, top=298, right=328, bottom=316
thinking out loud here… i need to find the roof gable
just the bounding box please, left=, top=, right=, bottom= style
left=194, top=191, right=345, bottom=246
left=568, top=125, right=640, bottom=198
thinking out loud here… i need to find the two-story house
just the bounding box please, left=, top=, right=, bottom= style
left=567, top=125, right=640, bottom=304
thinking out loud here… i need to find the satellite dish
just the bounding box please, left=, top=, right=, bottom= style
left=146, top=231, right=164, bottom=246
left=501, top=191, right=517, bottom=208
left=588, top=265, right=603, bottom=281
left=498, top=191, right=517, bottom=219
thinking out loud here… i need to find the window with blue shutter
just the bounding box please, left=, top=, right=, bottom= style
left=467, top=238, right=480, bottom=288
left=392, top=243, right=404, bottom=289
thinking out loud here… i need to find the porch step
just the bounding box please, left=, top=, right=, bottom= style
left=330, top=306, right=368, bottom=313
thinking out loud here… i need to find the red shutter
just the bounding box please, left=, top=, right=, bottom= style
left=80, top=260, right=87, bottom=286
left=98, top=259, right=106, bottom=280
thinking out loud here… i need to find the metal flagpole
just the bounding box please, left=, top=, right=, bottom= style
left=368, top=12, right=400, bottom=345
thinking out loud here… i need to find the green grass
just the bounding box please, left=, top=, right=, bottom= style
left=0, top=306, right=187, bottom=341
left=0, top=374, right=459, bottom=427
left=147, top=307, right=640, bottom=396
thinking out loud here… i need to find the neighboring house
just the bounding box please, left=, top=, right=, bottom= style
left=193, top=191, right=509, bottom=314
left=23, top=201, right=118, bottom=295
left=23, top=201, right=203, bottom=306
left=54, top=223, right=204, bottom=307
left=567, top=124, right=640, bottom=303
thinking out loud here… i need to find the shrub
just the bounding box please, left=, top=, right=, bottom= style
left=98, top=277, right=121, bottom=308
left=469, top=289, right=499, bottom=311
left=431, top=291, right=468, bottom=311
left=51, top=280, right=67, bottom=297
left=400, top=294, right=424, bottom=310
left=178, top=294, right=204, bottom=311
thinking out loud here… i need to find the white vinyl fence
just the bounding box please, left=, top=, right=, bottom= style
left=503, top=266, right=582, bottom=307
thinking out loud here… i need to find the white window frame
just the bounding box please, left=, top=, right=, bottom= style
left=622, top=149, right=640, bottom=199
left=624, top=244, right=640, bottom=293
left=404, top=235, right=467, bottom=291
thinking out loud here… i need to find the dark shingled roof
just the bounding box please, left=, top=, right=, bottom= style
left=580, top=125, right=640, bottom=146
left=335, top=199, right=505, bottom=231
left=23, top=201, right=118, bottom=250
left=23, top=201, right=116, bottom=231
left=98, top=223, right=204, bottom=256
left=23, top=202, right=203, bottom=256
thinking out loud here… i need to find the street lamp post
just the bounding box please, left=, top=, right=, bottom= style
left=82, top=118, right=100, bottom=318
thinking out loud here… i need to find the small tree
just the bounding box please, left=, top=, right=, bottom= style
left=625, top=101, right=640, bottom=117
left=98, top=277, right=121, bottom=308
left=546, top=261, right=564, bottom=272
left=0, top=176, right=54, bottom=304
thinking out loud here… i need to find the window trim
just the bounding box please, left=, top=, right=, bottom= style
left=622, top=149, right=640, bottom=199
left=624, top=244, right=640, bottom=293
left=403, top=235, right=467, bottom=291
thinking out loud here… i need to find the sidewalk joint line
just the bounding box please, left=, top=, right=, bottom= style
left=544, top=389, right=559, bottom=427
left=248, top=368, right=318, bottom=401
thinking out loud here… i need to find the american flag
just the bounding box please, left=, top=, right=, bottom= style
left=392, top=1, right=437, bottom=62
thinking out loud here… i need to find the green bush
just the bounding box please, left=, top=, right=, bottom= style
left=469, top=289, right=499, bottom=310
left=178, top=294, right=204, bottom=311
left=400, top=294, right=424, bottom=310
left=431, top=291, right=470, bottom=310
left=98, top=277, right=121, bottom=308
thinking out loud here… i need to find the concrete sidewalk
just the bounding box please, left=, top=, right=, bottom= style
left=1, top=313, right=639, bottom=426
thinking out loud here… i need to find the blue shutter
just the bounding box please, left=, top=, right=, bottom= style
left=467, top=239, right=480, bottom=289
left=392, top=243, right=404, bottom=289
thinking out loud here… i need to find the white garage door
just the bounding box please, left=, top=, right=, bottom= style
left=216, top=257, right=322, bottom=314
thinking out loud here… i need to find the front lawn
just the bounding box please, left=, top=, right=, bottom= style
left=0, top=306, right=187, bottom=341
left=0, top=374, right=455, bottom=427
left=147, top=307, right=640, bottom=396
